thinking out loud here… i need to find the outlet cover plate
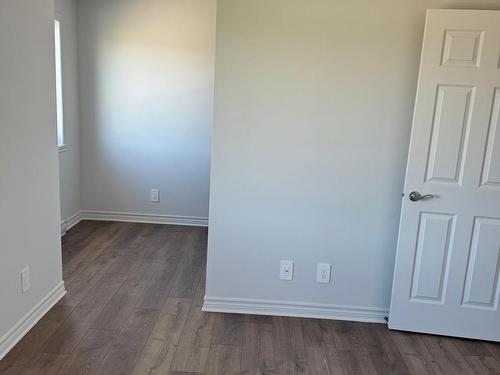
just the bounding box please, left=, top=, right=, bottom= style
left=150, top=189, right=160, bottom=202
left=280, top=260, right=294, bottom=281
left=316, top=263, right=331, bottom=283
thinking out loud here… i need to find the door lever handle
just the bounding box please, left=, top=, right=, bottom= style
left=409, top=191, right=434, bottom=202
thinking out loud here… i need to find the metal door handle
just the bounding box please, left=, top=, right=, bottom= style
left=409, top=191, right=434, bottom=202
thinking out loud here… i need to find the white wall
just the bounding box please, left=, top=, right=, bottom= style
left=55, top=0, right=81, bottom=225
left=0, top=0, right=64, bottom=356
left=77, top=0, right=216, bottom=221
left=205, top=0, right=500, bottom=318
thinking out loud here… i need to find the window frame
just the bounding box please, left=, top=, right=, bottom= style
left=54, top=17, right=66, bottom=152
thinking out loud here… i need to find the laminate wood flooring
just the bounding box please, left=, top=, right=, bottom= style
left=1, top=221, right=498, bottom=374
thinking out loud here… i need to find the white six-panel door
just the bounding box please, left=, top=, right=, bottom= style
left=389, top=9, right=500, bottom=342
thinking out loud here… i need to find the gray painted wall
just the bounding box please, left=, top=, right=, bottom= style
left=77, top=0, right=216, bottom=220
left=55, top=0, right=81, bottom=224
left=206, top=0, right=500, bottom=311
left=0, top=0, right=63, bottom=344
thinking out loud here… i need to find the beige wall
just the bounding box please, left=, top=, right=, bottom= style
left=77, top=0, right=216, bottom=221
left=0, top=0, right=64, bottom=357
left=205, top=0, right=500, bottom=316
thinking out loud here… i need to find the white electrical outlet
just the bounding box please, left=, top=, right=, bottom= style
left=316, top=263, right=331, bottom=283
left=280, top=260, right=294, bottom=281
left=150, top=189, right=160, bottom=202
left=21, top=267, right=30, bottom=293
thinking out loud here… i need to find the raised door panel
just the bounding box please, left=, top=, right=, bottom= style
left=462, top=217, right=500, bottom=310
left=481, top=88, right=500, bottom=187
left=425, top=85, right=474, bottom=184
left=441, top=30, right=484, bottom=68
left=410, top=213, right=456, bottom=303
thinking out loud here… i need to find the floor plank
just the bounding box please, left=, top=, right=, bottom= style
left=206, top=345, right=242, bottom=375
left=178, top=307, right=216, bottom=348
left=42, top=270, right=127, bottom=354
left=132, top=298, right=191, bottom=375
left=169, top=231, right=206, bottom=298
left=305, top=346, right=332, bottom=375
left=137, top=249, right=183, bottom=310
left=421, top=335, right=477, bottom=375
left=94, top=308, right=159, bottom=375
left=0, top=306, right=73, bottom=375
left=212, top=314, right=245, bottom=346
left=90, top=260, right=159, bottom=330
left=464, top=355, right=500, bottom=375
left=23, top=353, right=68, bottom=375
left=57, top=328, right=118, bottom=375
left=241, top=322, right=275, bottom=374
left=170, top=345, right=210, bottom=373
left=338, top=350, right=378, bottom=375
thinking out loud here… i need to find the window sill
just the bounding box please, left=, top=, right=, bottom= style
left=58, top=145, right=68, bottom=153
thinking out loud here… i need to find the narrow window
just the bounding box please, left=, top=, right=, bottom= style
left=54, top=19, right=64, bottom=149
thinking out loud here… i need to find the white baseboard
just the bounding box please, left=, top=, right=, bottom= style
left=202, top=297, right=388, bottom=323
left=0, top=281, right=66, bottom=360
left=60, top=210, right=208, bottom=235
left=60, top=211, right=83, bottom=236
left=80, top=210, right=209, bottom=227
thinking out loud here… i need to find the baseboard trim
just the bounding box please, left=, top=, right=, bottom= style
left=60, top=211, right=83, bottom=236
left=0, top=281, right=66, bottom=360
left=80, top=210, right=209, bottom=227
left=202, top=297, right=388, bottom=323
